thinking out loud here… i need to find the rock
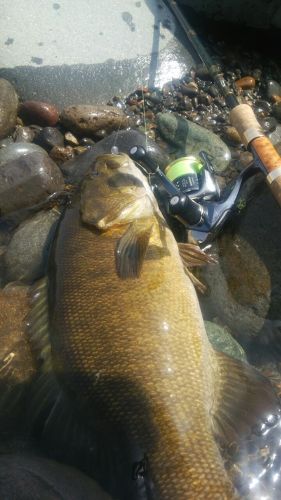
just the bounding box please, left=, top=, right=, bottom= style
left=235, top=77, right=256, bottom=90
left=259, top=117, right=277, bottom=133
left=65, top=131, right=79, bottom=146
left=34, top=127, right=64, bottom=151
left=80, top=137, right=96, bottom=147
left=0, top=142, right=47, bottom=167
left=0, top=283, right=36, bottom=433
left=60, top=105, right=131, bottom=137
left=204, top=321, right=246, bottom=362
left=200, top=182, right=281, bottom=344
left=0, top=137, right=13, bottom=149
left=239, top=151, right=253, bottom=168
left=272, top=95, right=281, bottom=104
left=19, top=100, right=59, bottom=127
left=157, top=112, right=231, bottom=172
left=0, top=79, right=18, bottom=140
left=49, top=145, right=75, bottom=164
left=61, top=128, right=171, bottom=183
left=195, top=64, right=212, bottom=81
left=223, top=126, right=242, bottom=145
left=4, top=209, right=60, bottom=284
left=180, top=81, right=198, bottom=98
left=0, top=454, right=112, bottom=500
left=0, top=152, right=64, bottom=216
left=13, top=126, right=35, bottom=143
left=272, top=102, right=281, bottom=122
left=267, top=80, right=281, bottom=101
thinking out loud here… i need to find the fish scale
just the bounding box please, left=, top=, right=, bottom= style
left=47, top=202, right=236, bottom=499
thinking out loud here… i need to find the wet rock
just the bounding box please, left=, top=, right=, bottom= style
left=49, top=145, right=75, bottom=164
left=200, top=182, right=281, bottom=343
left=80, top=137, right=96, bottom=147
left=13, top=126, right=35, bottom=143
left=0, top=137, right=13, bottom=149
left=19, top=100, right=59, bottom=127
left=260, top=117, right=277, bottom=134
left=4, top=209, right=60, bottom=284
left=208, top=84, right=219, bottom=98
left=180, top=81, right=198, bottom=98
left=0, top=79, right=18, bottom=140
left=60, top=105, right=131, bottom=137
left=272, top=102, right=281, bottom=122
left=195, top=65, right=212, bottom=81
left=65, top=131, right=79, bottom=146
left=0, top=142, right=47, bottom=167
left=0, top=283, right=36, bottom=432
left=239, top=151, right=253, bottom=168
left=235, top=76, right=256, bottom=90
left=223, top=126, right=242, bottom=145
left=0, top=152, right=64, bottom=216
left=34, top=127, right=64, bottom=151
left=0, top=454, right=112, bottom=500
left=267, top=80, right=281, bottom=101
left=157, top=112, right=231, bottom=172
left=61, top=128, right=171, bottom=183
left=204, top=321, right=246, bottom=362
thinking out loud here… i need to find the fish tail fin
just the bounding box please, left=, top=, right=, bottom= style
left=211, top=350, right=280, bottom=446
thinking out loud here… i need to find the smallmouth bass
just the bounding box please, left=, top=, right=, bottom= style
left=29, top=153, right=280, bottom=499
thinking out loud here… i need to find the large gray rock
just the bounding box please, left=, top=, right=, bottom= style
left=4, top=209, right=60, bottom=284
left=0, top=79, right=18, bottom=139
left=0, top=141, right=47, bottom=167
left=61, top=128, right=171, bottom=184
left=200, top=181, right=281, bottom=344
left=0, top=151, right=64, bottom=216
left=157, top=112, right=231, bottom=173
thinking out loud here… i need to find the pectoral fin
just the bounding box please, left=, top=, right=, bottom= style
left=115, top=219, right=153, bottom=279
left=211, top=351, right=280, bottom=445
left=178, top=242, right=215, bottom=293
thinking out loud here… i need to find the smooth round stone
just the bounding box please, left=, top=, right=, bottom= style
left=4, top=209, right=60, bottom=284
left=0, top=137, right=13, bottom=149
left=0, top=152, right=64, bottom=216
left=0, top=142, right=47, bottom=167
left=60, top=105, right=131, bottom=137
left=61, top=128, right=171, bottom=184
left=19, top=100, right=59, bottom=127
left=223, top=126, right=242, bottom=145
left=267, top=80, right=281, bottom=101
left=14, top=126, right=35, bottom=143
left=272, top=102, right=281, bottom=122
left=34, top=127, right=64, bottom=151
left=195, top=64, right=213, bottom=81
left=204, top=321, right=246, bottom=362
left=180, top=81, right=198, bottom=98
left=235, top=76, right=256, bottom=90
left=80, top=137, right=96, bottom=147
left=0, top=79, right=18, bottom=140
left=65, top=131, right=79, bottom=146
left=208, top=85, right=219, bottom=98
left=260, top=117, right=277, bottom=133
left=156, top=112, right=231, bottom=172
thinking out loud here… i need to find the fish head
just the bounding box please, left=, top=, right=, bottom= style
left=80, top=153, right=158, bottom=229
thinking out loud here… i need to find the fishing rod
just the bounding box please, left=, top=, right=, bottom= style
left=164, top=0, right=281, bottom=207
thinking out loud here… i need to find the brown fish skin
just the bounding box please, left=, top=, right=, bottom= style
left=43, top=154, right=277, bottom=499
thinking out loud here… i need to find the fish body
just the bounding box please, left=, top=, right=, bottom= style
left=32, top=154, right=279, bottom=499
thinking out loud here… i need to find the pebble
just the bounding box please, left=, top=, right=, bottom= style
left=49, top=145, right=75, bottom=164
left=0, top=137, right=13, bottom=149
left=208, top=85, right=219, bottom=98
left=0, top=142, right=47, bottom=167
left=180, top=82, right=198, bottom=98
left=272, top=95, right=281, bottom=104
left=223, top=126, right=242, bottom=145
left=61, top=128, right=171, bottom=183
left=65, top=131, right=79, bottom=146
left=0, top=79, right=18, bottom=140
left=0, top=151, right=64, bottom=215
left=60, top=105, right=131, bottom=136
left=235, top=76, right=256, bottom=90
left=4, top=209, right=60, bottom=284
left=260, top=117, right=277, bottom=133
left=204, top=321, right=246, bottom=362
left=195, top=64, right=212, bottom=81
left=19, top=100, right=59, bottom=127
left=157, top=112, right=231, bottom=172
left=34, top=127, right=64, bottom=151
left=13, top=126, right=35, bottom=143
left=272, top=102, right=281, bottom=122
left=80, top=137, right=95, bottom=147
left=266, top=80, right=281, bottom=101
